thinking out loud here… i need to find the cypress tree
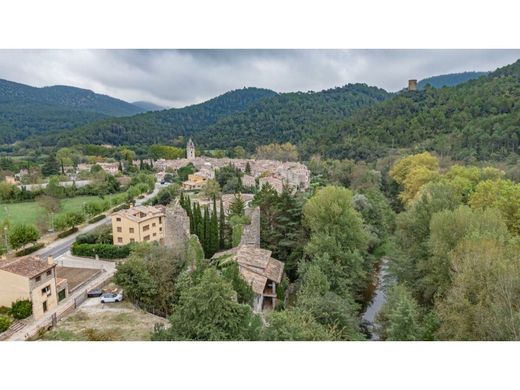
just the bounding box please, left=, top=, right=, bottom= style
left=219, top=196, right=226, bottom=249
left=208, top=196, right=219, bottom=257
left=202, top=206, right=210, bottom=256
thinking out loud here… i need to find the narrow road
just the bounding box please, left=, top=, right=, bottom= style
left=34, top=182, right=162, bottom=259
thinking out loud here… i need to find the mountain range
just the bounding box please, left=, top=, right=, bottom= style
left=3, top=60, right=520, bottom=164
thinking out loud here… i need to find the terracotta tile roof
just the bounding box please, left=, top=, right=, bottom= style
left=213, top=244, right=284, bottom=295
left=0, top=255, right=54, bottom=279
left=113, top=205, right=165, bottom=222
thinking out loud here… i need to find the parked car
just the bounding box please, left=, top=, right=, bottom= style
left=100, top=292, right=123, bottom=303
left=87, top=288, right=104, bottom=298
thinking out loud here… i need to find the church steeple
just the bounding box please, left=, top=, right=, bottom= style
left=187, top=138, right=195, bottom=160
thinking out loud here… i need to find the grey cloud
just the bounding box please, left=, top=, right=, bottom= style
left=0, top=49, right=519, bottom=108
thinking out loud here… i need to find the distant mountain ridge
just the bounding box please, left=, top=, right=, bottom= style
left=0, top=78, right=148, bottom=143
left=417, top=71, right=489, bottom=90
left=132, top=101, right=167, bottom=111
left=31, top=84, right=391, bottom=148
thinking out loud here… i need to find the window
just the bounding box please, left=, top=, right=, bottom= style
left=116, top=217, right=121, bottom=222
left=159, top=227, right=162, bottom=232
left=143, top=225, right=150, bottom=232
left=130, top=238, right=135, bottom=243
left=152, top=223, right=156, bottom=227
left=143, top=235, right=150, bottom=241
left=58, top=289, right=66, bottom=302
left=117, top=237, right=123, bottom=243
left=35, top=275, right=41, bottom=283
left=159, top=217, right=162, bottom=224
left=153, top=233, right=156, bottom=237
left=129, top=227, right=134, bottom=233
left=42, top=285, right=51, bottom=296
left=117, top=227, right=122, bottom=232
left=43, top=301, right=48, bottom=313
left=46, top=270, right=52, bottom=277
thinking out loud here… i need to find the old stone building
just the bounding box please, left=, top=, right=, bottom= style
left=163, top=202, right=191, bottom=260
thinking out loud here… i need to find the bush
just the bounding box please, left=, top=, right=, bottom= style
left=72, top=243, right=131, bottom=259
left=0, top=315, right=11, bottom=333
left=10, top=300, right=32, bottom=320
left=0, top=306, right=10, bottom=315
left=57, top=227, right=78, bottom=239
left=76, top=225, right=112, bottom=245
left=15, top=243, right=44, bottom=256
left=88, top=214, right=106, bottom=224
left=113, top=204, right=130, bottom=212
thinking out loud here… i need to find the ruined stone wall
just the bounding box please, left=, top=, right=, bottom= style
left=164, top=202, right=190, bottom=259
left=240, top=206, right=261, bottom=247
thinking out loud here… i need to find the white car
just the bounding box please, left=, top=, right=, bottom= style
left=100, top=292, right=123, bottom=303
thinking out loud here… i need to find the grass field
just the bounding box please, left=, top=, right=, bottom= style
left=0, top=196, right=103, bottom=226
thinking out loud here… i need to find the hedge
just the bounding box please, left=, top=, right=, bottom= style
left=0, top=315, right=11, bottom=333
left=88, top=214, right=106, bottom=224
left=112, top=204, right=130, bottom=212
left=10, top=300, right=32, bottom=320
left=15, top=243, right=44, bottom=257
left=72, top=243, right=131, bottom=259
left=57, top=227, right=78, bottom=239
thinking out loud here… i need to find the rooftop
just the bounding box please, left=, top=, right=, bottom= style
left=212, top=244, right=284, bottom=295
left=0, top=255, right=55, bottom=279
left=113, top=205, right=165, bottom=222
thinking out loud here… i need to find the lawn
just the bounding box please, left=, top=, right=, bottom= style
left=0, top=196, right=104, bottom=226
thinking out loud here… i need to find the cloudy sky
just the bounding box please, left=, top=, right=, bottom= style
left=1, top=49, right=519, bottom=108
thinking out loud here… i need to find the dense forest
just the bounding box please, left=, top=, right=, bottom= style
left=303, top=60, right=520, bottom=162
left=25, top=84, right=390, bottom=149
left=34, top=87, right=277, bottom=147
left=0, top=78, right=146, bottom=143
left=416, top=71, right=488, bottom=90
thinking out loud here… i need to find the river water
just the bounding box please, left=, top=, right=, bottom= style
left=361, top=258, right=388, bottom=340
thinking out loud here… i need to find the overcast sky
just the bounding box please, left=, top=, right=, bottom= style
left=1, top=49, right=519, bottom=108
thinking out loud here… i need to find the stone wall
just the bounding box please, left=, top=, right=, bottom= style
left=164, top=202, right=190, bottom=259
left=240, top=206, right=261, bottom=247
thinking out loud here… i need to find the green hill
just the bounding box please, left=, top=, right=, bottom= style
left=32, top=84, right=390, bottom=148
left=302, top=60, right=520, bottom=162
left=0, top=78, right=146, bottom=143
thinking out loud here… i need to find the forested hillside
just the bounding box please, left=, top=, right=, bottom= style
left=417, top=71, right=488, bottom=89
left=197, top=84, right=391, bottom=150
left=0, top=78, right=146, bottom=143
left=37, top=87, right=278, bottom=147
left=303, top=60, right=520, bottom=162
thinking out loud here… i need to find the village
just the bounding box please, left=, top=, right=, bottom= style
left=0, top=139, right=311, bottom=340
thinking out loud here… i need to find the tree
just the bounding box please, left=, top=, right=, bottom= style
left=53, top=212, right=85, bottom=231
left=255, top=142, right=299, bottom=162
left=389, top=152, right=440, bottom=206
left=41, top=154, right=60, bottom=176
left=219, top=197, right=226, bottom=249
left=152, top=268, right=261, bottom=341
left=8, top=224, right=40, bottom=249
left=36, top=194, right=61, bottom=215
left=45, top=176, right=63, bottom=198
left=435, top=237, right=520, bottom=340
left=201, top=179, right=221, bottom=199
left=302, top=186, right=370, bottom=299
left=261, top=308, right=338, bottom=341
left=228, top=193, right=245, bottom=218
left=297, top=264, right=363, bottom=340
left=377, top=284, right=424, bottom=341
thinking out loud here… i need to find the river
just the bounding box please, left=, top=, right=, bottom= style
left=361, top=258, right=388, bottom=340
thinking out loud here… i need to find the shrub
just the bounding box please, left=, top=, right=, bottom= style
left=88, top=214, right=106, bottom=224
left=113, top=204, right=130, bottom=212
left=83, top=328, right=119, bottom=341
left=71, top=243, right=131, bottom=259
left=0, top=315, right=11, bottom=333
left=76, top=225, right=112, bottom=245
left=15, top=243, right=44, bottom=256
left=0, top=306, right=10, bottom=315
left=10, top=300, right=32, bottom=320
left=57, top=227, right=78, bottom=239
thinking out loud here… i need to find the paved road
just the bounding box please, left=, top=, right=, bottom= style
left=35, top=182, right=162, bottom=259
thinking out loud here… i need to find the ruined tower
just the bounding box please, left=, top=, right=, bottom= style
left=408, top=79, right=417, bottom=92
left=186, top=138, right=195, bottom=160
left=163, top=202, right=190, bottom=260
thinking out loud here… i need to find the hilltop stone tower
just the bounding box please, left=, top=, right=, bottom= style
left=164, top=201, right=190, bottom=260
left=408, top=79, right=417, bottom=92
left=187, top=138, right=195, bottom=160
